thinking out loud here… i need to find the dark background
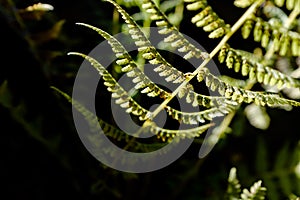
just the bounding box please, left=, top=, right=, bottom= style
left=0, top=0, right=299, bottom=199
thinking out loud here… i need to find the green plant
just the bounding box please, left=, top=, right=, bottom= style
left=64, top=0, right=300, bottom=143
left=54, top=0, right=300, bottom=198
left=226, top=167, right=267, bottom=200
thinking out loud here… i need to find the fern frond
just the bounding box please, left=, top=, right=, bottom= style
left=240, top=180, right=267, bottom=200
left=68, top=52, right=151, bottom=121
left=104, top=0, right=229, bottom=108
left=51, top=86, right=101, bottom=132
left=52, top=86, right=133, bottom=143
left=226, top=167, right=267, bottom=199
left=141, top=0, right=208, bottom=59
left=150, top=122, right=212, bottom=142
left=51, top=87, right=174, bottom=152
left=234, top=0, right=255, bottom=8
left=105, top=0, right=187, bottom=84
left=273, top=0, right=300, bottom=11
left=226, top=167, right=242, bottom=200
left=184, top=0, right=231, bottom=38
left=197, top=67, right=300, bottom=107
left=218, top=44, right=300, bottom=89
left=165, top=105, right=236, bottom=125
left=241, top=15, right=300, bottom=56
left=76, top=23, right=171, bottom=99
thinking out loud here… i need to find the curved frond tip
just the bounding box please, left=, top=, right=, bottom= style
left=68, top=52, right=151, bottom=121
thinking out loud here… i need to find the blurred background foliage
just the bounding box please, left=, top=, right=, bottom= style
left=0, top=0, right=299, bottom=199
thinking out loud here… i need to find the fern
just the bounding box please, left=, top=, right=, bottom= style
left=226, top=167, right=242, bottom=199
left=55, top=0, right=300, bottom=180
left=240, top=180, right=267, bottom=200
left=68, top=52, right=151, bottom=121
left=226, top=167, right=267, bottom=200
left=60, top=0, right=300, bottom=147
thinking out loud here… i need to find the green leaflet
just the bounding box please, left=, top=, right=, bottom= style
left=234, top=0, right=255, bottom=8
left=185, top=0, right=207, bottom=10
left=275, top=0, right=285, bottom=7
left=241, top=17, right=254, bottom=39
left=184, top=0, right=230, bottom=38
